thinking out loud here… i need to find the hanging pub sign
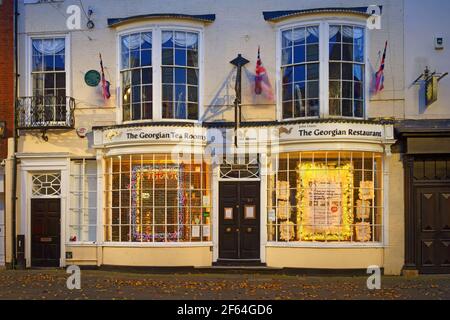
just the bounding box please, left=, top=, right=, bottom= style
left=425, top=76, right=438, bottom=107
left=84, top=70, right=101, bottom=87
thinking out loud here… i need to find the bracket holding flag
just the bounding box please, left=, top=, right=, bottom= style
left=413, top=66, right=448, bottom=107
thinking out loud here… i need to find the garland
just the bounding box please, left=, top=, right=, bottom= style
left=296, top=162, right=354, bottom=241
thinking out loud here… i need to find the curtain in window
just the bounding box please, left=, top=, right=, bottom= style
left=32, top=38, right=65, bottom=55
left=122, top=33, right=152, bottom=50
left=282, top=26, right=319, bottom=43
left=329, top=26, right=364, bottom=40
left=162, top=31, right=198, bottom=48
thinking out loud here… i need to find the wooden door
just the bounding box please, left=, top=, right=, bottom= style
left=31, top=199, right=61, bottom=267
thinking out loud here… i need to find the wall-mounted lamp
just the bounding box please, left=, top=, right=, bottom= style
left=0, top=121, right=6, bottom=139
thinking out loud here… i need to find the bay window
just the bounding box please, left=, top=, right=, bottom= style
left=120, top=28, right=200, bottom=122
left=104, top=154, right=211, bottom=243
left=280, top=22, right=366, bottom=120
left=267, top=152, right=383, bottom=244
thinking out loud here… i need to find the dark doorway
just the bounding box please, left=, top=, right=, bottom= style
left=218, top=181, right=260, bottom=262
left=31, top=199, right=61, bottom=267
left=414, top=186, right=450, bottom=274
left=404, top=156, right=450, bottom=274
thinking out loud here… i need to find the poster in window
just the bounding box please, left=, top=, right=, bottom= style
left=356, top=200, right=371, bottom=220
left=277, top=181, right=290, bottom=201
left=297, top=163, right=354, bottom=241
left=355, top=222, right=372, bottom=242
left=192, top=225, right=200, bottom=238
left=280, top=221, right=295, bottom=241
left=359, top=181, right=374, bottom=200
left=202, top=225, right=210, bottom=238
left=277, top=200, right=290, bottom=220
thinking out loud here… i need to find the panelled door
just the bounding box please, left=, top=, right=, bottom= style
left=415, top=187, right=450, bottom=274
left=219, top=181, right=260, bottom=260
left=31, top=199, right=61, bottom=267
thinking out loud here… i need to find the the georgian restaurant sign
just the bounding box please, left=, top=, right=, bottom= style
left=276, top=122, right=387, bottom=144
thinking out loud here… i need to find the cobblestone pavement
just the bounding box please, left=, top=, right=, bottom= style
left=0, top=269, right=449, bottom=300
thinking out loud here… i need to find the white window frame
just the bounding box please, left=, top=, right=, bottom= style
left=68, top=159, right=98, bottom=245
left=25, top=34, right=71, bottom=125
left=266, top=151, right=386, bottom=248
left=116, top=25, right=204, bottom=124
left=276, top=18, right=369, bottom=121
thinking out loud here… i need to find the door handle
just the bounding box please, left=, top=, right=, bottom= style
left=247, top=227, right=252, bottom=233
left=236, top=228, right=240, bottom=232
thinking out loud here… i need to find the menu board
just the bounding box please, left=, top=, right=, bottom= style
left=306, top=181, right=342, bottom=228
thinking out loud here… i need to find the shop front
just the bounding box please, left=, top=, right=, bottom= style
left=397, top=120, right=450, bottom=274
left=16, top=120, right=401, bottom=272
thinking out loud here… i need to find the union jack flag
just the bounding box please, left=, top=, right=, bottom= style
left=254, top=47, right=273, bottom=100
left=99, top=53, right=111, bottom=100
left=374, top=41, right=388, bottom=94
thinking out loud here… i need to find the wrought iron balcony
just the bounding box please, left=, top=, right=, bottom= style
left=16, top=96, right=76, bottom=130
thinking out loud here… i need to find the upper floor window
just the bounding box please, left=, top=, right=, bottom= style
left=120, top=28, right=200, bottom=123
left=280, top=22, right=366, bottom=120
left=31, top=38, right=66, bottom=122
left=162, top=31, right=199, bottom=120
left=121, top=32, right=153, bottom=121
left=281, top=26, right=320, bottom=119
left=329, top=25, right=365, bottom=118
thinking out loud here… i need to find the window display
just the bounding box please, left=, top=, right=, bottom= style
left=104, top=154, right=211, bottom=242
left=267, top=152, right=383, bottom=244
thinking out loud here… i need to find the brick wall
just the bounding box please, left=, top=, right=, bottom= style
left=0, top=0, right=14, bottom=160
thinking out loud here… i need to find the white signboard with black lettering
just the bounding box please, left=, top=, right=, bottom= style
left=276, top=122, right=386, bottom=144
left=94, top=126, right=208, bottom=147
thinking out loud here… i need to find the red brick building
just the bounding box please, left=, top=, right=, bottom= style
left=0, top=0, right=14, bottom=160
left=0, top=0, right=14, bottom=267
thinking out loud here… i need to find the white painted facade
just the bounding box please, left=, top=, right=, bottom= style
left=7, top=0, right=442, bottom=274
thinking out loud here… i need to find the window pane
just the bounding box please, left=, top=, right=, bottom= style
left=329, top=43, right=341, bottom=60
left=187, top=50, right=198, bottom=67
left=306, top=26, right=319, bottom=43
left=175, top=49, right=186, bottom=66
left=162, top=49, right=173, bottom=65
left=307, top=64, right=319, bottom=80
left=187, top=69, right=198, bottom=85
left=306, top=44, right=319, bottom=61
left=293, top=45, right=305, bottom=64
left=175, top=68, right=186, bottom=84
left=282, top=66, right=293, bottom=84
left=293, top=65, right=305, bottom=82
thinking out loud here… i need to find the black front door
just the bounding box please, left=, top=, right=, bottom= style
left=31, top=199, right=61, bottom=267
left=415, top=186, right=450, bottom=274
left=219, top=181, right=260, bottom=261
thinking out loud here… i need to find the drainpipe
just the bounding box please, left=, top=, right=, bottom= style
left=11, top=0, right=19, bottom=269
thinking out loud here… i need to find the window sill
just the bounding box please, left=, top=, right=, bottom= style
left=266, top=242, right=385, bottom=249
left=99, top=242, right=213, bottom=248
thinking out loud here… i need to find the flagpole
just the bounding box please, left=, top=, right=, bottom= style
left=230, top=54, right=250, bottom=148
